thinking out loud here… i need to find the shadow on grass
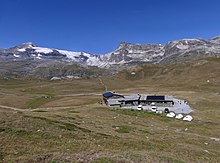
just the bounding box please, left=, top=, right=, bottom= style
left=113, top=109, right=172, bottom=122
left=0, top=127, right=52, bottom=138
left=23, top=115, right=91, bottom=133
left=92, top=157, right=115, bottom=163
left=112, top=125, right=134, bottom=133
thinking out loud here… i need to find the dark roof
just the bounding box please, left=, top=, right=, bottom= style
left=147, top=96, right=165, bottom=101
left=103, top=92, right=124, bottom=98
left=103, top=92, right=114, bottom=98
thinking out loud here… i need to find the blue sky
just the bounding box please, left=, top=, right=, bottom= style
left=0, top=0, right=220, bottom=54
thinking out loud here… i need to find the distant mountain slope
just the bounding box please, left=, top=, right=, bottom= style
left=99, top=37, right=220, bottom=65
left=0, top=42, right=106, bottom=67
left=160, top=38, right=220, bottom=63
left=1, top=36, right=220, bottom=67
left=118, top=57, right=220, bottom=91
left=0, top=60, right=110, bottom=79
left=1, top=36, right=220, bottom=78
left=99, top=42, right=165, bottom=64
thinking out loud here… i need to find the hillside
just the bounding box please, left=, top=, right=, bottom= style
left=0, top=57, right=220, bottom=162
left=0, top=60, right=110, bottom=79
left=1, top=36, right=220, bottom=79
left=117, top=57, right=220, bottom=92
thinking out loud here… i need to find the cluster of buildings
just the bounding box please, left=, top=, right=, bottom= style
left=102, top=92, right=193, bottom=115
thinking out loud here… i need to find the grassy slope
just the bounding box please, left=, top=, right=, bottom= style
left=0, top=57, right=220, bottom=162
left=0, top=61, right=110, bottom=79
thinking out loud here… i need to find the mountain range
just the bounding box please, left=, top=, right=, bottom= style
left=1, top=35, right=220, bottom=79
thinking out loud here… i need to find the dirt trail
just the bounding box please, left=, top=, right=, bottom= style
left=98, top=77, right=108, bottom=92
left=0, top=91, right=103, bottom=112
left=0, top=104, right=73, bottom=112
left=56, top=93, right=101, bottom=97
left=0, top=105, right=24, bottom=112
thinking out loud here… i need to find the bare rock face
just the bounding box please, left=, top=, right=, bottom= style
left=99, top=42, right=165, bottom=65
left=1, top=36, right=220, bottom=67
left=160, top=38, right=220, bottom=63
left=209, top=35, right=220, bottom=44
left=1, top=35, right=220, bottom=78
left=99, top=37, right=220, bottom=65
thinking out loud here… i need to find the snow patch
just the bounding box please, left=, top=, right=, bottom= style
left=58, top=49, right=102, bottom=66
left=36, top=54, right=42, bottom=59
left=177, top=44, right=189, bottom=50
left=13, top=54, right=20, bottom=58
left=22, top=42, right=35, bottom=48
left=33, top=47, right=53, bottom=54
left=182, top=38, right=200, bottom=41
left=66, top=75, right=81, bottom=79
left=18, top=48, right=26, bottom=52
left=51, top=77, right=61, bottom=80
left=57, top=50, right=82, bottom=60
left=86, top=56, right=101, bottom=66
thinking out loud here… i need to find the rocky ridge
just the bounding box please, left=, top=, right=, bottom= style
left=1, top=35, right=220, bottom=78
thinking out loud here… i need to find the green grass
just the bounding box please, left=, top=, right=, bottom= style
left=23, top=115, right=91, bottom=133
left=204, top=57, right=220, bottom=63
left=25, top=96, right=57, bottom=109
left=113, top=109, right=169, bottom=121
left=113, top=109, right=153, bottom=117
left=158, top=155, right=185, bottom=163
left=92, top=157, right=115, bottom=163
left=0, top=58, right=220, bottom=162
left=0, top=152, right=3, bottom=162
left=113, top=125, right=134, bottom=133
left=1, top=127, right=52, bottom=139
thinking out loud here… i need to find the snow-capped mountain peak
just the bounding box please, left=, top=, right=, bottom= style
left=1, top=43, right=103, bottom=66
left=22, top=42, right=36, bottom=47
left=1, top=35, right=220, bottom=68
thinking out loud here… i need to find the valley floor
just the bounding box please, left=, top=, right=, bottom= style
left=0, top=76, right=220, bottom=162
